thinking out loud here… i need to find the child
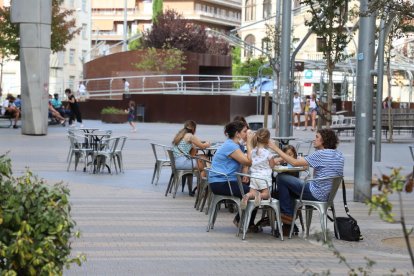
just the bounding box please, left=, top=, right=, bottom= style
left=126, top=100, right=136, bottom=132
left=277, top=145, right=300, bottom=177
left=241, top=128, right=275, bottom=209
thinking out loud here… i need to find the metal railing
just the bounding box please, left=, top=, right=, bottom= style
left=80, top=74, right=252, bottom=99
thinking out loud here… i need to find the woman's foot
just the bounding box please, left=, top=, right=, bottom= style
left=240, top=195, right=249, bottom=210
left=254, top=192, right=261, bottom=207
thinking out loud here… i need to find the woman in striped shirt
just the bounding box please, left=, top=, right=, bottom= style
left=269, top=129, right=344, bottom=232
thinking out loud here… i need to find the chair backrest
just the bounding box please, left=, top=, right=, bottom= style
left=116, top=136, right=128, bottom=151
left=100, top=137, right=120, bottom=153
left=326, top=176, right=343, bottom=204
left=151, top=143, right=171, bottom=161
left=166, top=149, right=177, bottom=172
left=205, top=168, right=238, bottom=197
left=191, top=155, right=211, bottom=173
left=235, top=172, right=266, bottom=200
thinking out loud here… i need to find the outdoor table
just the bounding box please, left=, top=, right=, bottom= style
left=273, top=165, right=307, bottom=173
left=198, top=142, right=223, bottom=160
left=78, top=128, right=100, bottom=134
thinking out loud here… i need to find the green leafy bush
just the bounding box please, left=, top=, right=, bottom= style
left=100, top=106, right=125, bottom=115
left=0, top=154, right=84, bottom=275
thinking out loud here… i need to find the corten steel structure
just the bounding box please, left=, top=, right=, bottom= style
left=11, top=0, right=51, bottom=135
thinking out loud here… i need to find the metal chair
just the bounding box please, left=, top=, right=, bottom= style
left=114, top=136, right=127, bottom=173
left=165, top=149, right=196, bottom=198
left=409, top=145, right=414, bottom=162
left=235, top=173, right=284, bottom=241
left=191, top=156, right=211, bottom=210
left=67, top=134, right=93, bottom=171
left=288, top=176, right=343, bottom=242
left=205, top=168, right=242, bottom=232
left=150, top=143, right=171, bottom=185
left=90, top=137, right=120, bottom=174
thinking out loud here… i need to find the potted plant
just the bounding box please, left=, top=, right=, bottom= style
left=101, top=106, right=128, bottom=123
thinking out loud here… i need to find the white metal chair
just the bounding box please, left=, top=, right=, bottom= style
left=288, top=176, right=343, bottom=242
left=165, top=149, right=196, bottom=198
left=66, top=134, right=93, bottom=172
left=235, top=173, right=284, bottom=241
left=114, top=136, right=127, bottom=173
left=150, top=143, right=171, bottom=185
left=205, top=168, right=242, bottom=232
left=90, top=137, right=120, bottom=174
left=191, top=156, right=211, bottom=210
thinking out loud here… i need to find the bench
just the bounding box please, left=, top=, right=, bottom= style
left=0, top=115, right=12, bottom=128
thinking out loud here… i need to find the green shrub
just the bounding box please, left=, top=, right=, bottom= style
left=100, top=106, right=125, bottom=115
left=0, top=154, right=85, bottom=275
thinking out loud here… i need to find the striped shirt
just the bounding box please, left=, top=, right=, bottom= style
left=304, top=149, right=344, bottom=201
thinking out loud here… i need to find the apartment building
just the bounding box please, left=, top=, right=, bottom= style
left=0, top=0, right=91, bottom=96
left=91, top=0, right=242, bottom=58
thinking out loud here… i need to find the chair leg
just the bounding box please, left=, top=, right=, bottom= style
left=289, top=203, right=300, bottom=239
left=151, top=163, right=158, bottom=184
left=165, top=173, right=174, bottom=196
left=305, top=207, right=313, bottom=238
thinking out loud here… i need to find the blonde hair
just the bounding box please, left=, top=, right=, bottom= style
left=172, top=120, right=197, bottom=145
left=252, top=128, right=270, bottom=148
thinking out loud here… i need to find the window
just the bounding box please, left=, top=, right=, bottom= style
left=263, top=0, right=271, bottom=19
left=69, top=49, right=75, bottom=65
left=245, top=0, right=256, bottom=21
left=68, top=76, right=75, bottom=90
left=82, top=24, right=87, bottom=40
left=316, top=37, right=326, bottom=52
left=244, top=34, right=255, bottom=57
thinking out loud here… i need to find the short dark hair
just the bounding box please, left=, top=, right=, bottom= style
left=65, top=88, right=71, bottom=94
left=225, top=121, right=246, bottom=139
left=318, top=129, right=339, bottom=149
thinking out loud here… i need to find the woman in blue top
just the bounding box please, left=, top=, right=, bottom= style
left=209, top=121, right=254, bottom=227
left=269, top=128, right=344, bottom=229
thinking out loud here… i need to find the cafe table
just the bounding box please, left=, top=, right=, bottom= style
left=273, top=165, right=308, bottom=174
left=77, top=127, right=100, bottom=134
left=197, top=142, right=223, bottom=160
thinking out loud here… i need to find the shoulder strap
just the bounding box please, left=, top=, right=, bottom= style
left=341, top=179, right=356, bottom=220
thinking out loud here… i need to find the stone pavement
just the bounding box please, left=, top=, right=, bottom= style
left=1, top=120, right=413, bottom=275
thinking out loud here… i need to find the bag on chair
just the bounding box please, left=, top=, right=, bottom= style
left=332, top=179, right=363, bottom=241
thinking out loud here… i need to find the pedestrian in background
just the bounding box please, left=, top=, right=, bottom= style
left=65, top=88, right=83, bottom=128
left=126, top=100, right=137, bottom=132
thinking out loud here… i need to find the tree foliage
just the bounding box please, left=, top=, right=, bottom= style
left=0, top=0, right=80, bottom=60
left=142, top=9, right=229, bottom=55
left=134, top=47, right=187, bottom=72
left=152, top=0, right=163, bottom=23
left=300, top=0, right=352, bottom=125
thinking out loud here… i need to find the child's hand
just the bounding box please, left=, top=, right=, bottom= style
left=242, top=176, right=249, bottom=183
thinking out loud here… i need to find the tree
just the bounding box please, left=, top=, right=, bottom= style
left=300, top=0, right=352, bottom=126
left=152, top=0, right=163, bottom=23
left=134, top=47, right=187, bottom=73
left=0, top=0, right=80, bottom=60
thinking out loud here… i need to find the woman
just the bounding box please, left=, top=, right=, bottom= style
left=309, top=93, right=318, bottom=131
left=172, top=120, right=210, bottom=170
left=268, top=128, right=344, bottom=231
left=208, top=120, right=254, bottom=225
left=292, top=92, right=303, bottom=130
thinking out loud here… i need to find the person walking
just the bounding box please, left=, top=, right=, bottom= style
left=122, top=78, right=130, bottom=99
left=292, top=92, right=303, bottom=130
left=309, top=93, right=318, bottom=131
left=65, top=88, right=83, bottom=128
left=126, top=100, right=137, bottom=132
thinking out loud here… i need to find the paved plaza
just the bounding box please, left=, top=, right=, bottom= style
left=1, top=120, right=413, bottom=275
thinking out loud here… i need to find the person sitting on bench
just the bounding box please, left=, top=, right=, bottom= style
left=1, top=94, right=20, bottom=129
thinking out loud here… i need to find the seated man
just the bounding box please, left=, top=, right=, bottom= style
left=51, top=93, right=68, bottom=117
left=1, top=94, right=20, bottom=128
left=48, top=94, right=66, bottom=126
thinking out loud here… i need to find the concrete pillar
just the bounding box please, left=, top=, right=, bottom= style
left=11, top=0, right=51, bottom=135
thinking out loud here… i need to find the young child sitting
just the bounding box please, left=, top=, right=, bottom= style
left=241, top=128, right=276, bottom=210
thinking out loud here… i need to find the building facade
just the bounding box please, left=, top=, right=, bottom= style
left=91, top=0, right=242, bottom=58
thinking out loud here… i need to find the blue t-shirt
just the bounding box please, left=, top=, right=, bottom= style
left=208, top=139, right=242, bottom=182
left=305, top=149, right=344, bottom=201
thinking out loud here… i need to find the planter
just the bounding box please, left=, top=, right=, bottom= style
left=101, top=113, right=128, bottom=123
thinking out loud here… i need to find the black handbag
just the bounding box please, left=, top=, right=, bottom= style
left=331, top=180, right=363, bottom=241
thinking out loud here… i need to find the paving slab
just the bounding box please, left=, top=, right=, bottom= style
left=0, top=120, right=413, bottom=275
